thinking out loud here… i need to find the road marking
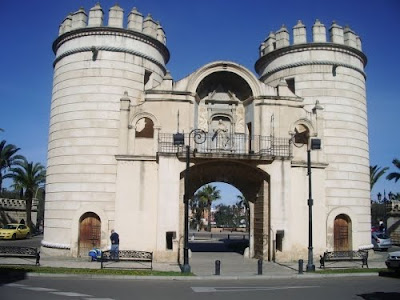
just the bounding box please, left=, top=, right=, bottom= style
left=21, top=286, right=58, bottom=292
left=82, top=298, right=114, bottom=300
left=5, top=283, right=27, bottom=287
left=50, top=292, right=93, bottom=297
left=5, top=282, right=115, bottom=299
left=191, top=286, right=320, bottom=293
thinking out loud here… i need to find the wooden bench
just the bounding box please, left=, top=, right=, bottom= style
left=320, top=250, right=368, bottom=269
left=100, top=250, right=152, bottom=270
left=0, top=246, right=40, bottom=266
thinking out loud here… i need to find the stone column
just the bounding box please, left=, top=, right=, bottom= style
left=119, top=92, right=131, bottom=154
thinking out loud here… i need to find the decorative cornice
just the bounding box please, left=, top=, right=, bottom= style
left=53, top=27, right=169, bottom=63
left=115, top=155, right=157, bottom=161
left=255, top=42, right=367, bottom=74
left=291, top=160, right=329, bottom=169
left=53, top=46, right=167, bottom=73
left=358, top=244, right=373, bottom=250
left=259, top=60, right=366, bottom=81
left=41, top=240, right=71, bottom=249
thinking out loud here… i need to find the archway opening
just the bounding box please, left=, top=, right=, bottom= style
left=78, top=212, right=101, bottom=257
left=189, top=182, right=249, bottom=254
left=183, top=160, right=270, bottom=260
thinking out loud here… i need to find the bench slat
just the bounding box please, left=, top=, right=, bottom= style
left=100, top=250, right=153, bottom=270
left=320, top=250, right=368, bottom=269
left=0, top=246, right=40, bottom=266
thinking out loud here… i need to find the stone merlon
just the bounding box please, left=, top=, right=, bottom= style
left=259, top=19, right=362, bottom=57
left=57, top=4, right=167, bottom=46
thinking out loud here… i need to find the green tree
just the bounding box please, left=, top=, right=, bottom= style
left=196, top=184, right=221, bottom=232
left=370, top=165, right=389, bottom=191
left=9, top=157, right=46, bottom=231
left=386, top=158, right=400, bottom=183
left=0, top=140, right=23, bottom=192
left=214, top=204, right=234, bottom=228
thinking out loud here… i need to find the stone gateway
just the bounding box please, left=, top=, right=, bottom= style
left=42, top=4, right=371, bottom=263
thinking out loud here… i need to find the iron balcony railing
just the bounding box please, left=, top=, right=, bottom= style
left=158, top=133, right=292, bottom=158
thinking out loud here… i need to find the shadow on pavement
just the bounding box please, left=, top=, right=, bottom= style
left=379, top=270, right=400, bottom=278
left=0, top=268, right=27, bottom=286
left=357, top=292, right=400, bottom=300
left=189, top=239, right=249, bottom=254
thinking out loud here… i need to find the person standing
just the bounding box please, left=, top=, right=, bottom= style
left=110, top=229, right=119, bottom=260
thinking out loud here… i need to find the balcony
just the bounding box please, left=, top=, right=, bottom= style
left=158, top=133, right=292, bottom=160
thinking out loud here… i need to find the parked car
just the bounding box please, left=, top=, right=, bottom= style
left=371, top=231, right=392, bottom=251
left=385, top=250, right=400, bottom=272
left=0, top=223, right=30, bottom=240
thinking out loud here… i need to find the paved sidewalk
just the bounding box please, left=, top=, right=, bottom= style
left=0, top=250, right=384, bottom=278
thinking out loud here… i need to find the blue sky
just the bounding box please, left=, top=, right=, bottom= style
left=1, top=0, right=399, bottom=202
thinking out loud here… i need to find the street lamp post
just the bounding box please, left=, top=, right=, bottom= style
left=306, top=138, right=321, bottom=272
left=173, top=129, right=206, bottom=273
left=383, top=191, right=388, bottom=231
left=377, top=191, right=392, bottom=232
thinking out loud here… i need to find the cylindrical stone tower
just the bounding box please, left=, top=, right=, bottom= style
left=255, top=20, right=370, bottom=249
left=43, top=4, right=169, bottom=256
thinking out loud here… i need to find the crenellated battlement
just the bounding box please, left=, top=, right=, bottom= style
left=259, top=19, right=362, bottom=57
left=58, top=3, right=166, bottom=45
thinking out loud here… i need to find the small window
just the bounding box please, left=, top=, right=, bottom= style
left=135, top=117, right=154, bottom=138
left=166, top=231, right=175, bottom=250
left=276, top=230, right=284, bottom=252
left=144, top=70, right=152, bottom=89
left=286, top=78, right=295, bottom=94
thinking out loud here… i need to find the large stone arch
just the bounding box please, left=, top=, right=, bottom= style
left=186, top=61, right=262, bottom=99
left=180, top=159, right=271, bottom=260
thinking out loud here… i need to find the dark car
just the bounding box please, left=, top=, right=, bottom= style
left=385, top=251, right=400, bottom=272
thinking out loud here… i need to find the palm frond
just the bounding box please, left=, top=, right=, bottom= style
left=386, top=158, right=400, bottom=183
left=370, top=165, right=389, bottom=190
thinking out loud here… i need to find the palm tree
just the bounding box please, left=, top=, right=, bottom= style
left=236, top=195, right=250, bottom=230
left=190, top=194, right=206, bottom=230
left=386, top=159, right=400, bottom=183
left=370, top=165, right=389, bottom=191
left=196, top=184, right=221, bottom=232
left=9, top=157, right=46, bottom=231
left=0, top=140, right=23, bottom=192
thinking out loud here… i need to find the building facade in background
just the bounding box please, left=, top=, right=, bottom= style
left=42, top=4, right=371, bottom=262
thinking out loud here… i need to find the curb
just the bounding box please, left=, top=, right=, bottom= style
left=26, top=272, right=380, bottom=281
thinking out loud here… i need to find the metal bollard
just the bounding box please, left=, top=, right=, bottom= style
left=228, top=234, right=230, bottom=240
left=215, top=260, right=221, bottom=275
left=258, top=259, right=263, bottom=275
left=298, top=259, right=303, bottom=274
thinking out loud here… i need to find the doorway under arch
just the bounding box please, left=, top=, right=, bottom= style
left=78, top=212, right=101, bottom=257
left=181, top=160, right=271, bottom=260
left=334, top=214, right=352, bottom=251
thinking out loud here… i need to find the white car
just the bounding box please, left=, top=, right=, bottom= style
left=371, top=231, right=392, bottom=251
left=385, top=250, right=400, bottom=272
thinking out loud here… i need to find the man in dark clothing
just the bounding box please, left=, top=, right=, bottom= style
left=110, top=229, right=119, bottom=259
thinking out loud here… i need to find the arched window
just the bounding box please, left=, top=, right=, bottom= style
left=293, top=124, right=310, bottom=146
left=135, top=117, right=154, bottom=138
